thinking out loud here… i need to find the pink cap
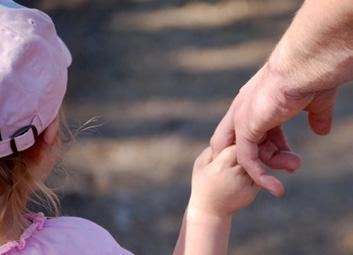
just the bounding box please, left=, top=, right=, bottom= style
left=0, top=5, right=72, bottom=157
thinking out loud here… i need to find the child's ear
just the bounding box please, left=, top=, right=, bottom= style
left=43, top=117, right=59, bottom=146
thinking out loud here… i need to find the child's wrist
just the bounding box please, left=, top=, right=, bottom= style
left=186, top=204, right=233, bottom=224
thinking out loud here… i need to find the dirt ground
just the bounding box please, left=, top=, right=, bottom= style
left=19, top=0, right=353, bottom=254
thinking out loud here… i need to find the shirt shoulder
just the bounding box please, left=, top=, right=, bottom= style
left=9, top=216, right=133, bottom=255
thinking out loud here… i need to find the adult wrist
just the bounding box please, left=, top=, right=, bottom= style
left=267, top=0, right=353, bottom=93
left=266, top=39, right=333, bottom=97
left=266, top=35, right=300, bottom=89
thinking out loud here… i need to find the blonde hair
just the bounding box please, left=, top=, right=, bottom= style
left=0, top=135, right=59, bottom=232
left=0, top=112, right=73, bottom=235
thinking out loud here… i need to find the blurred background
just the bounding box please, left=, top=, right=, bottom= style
left=19, top=0, right=353, bottom=254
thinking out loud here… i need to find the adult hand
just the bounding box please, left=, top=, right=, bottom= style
left=211, top=0, right=353, bottom=196
left=211, top=64, right=337, bottom=197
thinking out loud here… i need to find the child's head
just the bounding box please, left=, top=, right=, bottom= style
left=0, top=5, right=71, bottom=233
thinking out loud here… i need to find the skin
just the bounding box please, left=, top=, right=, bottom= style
left=31, top=118, right=61, bottom=181
left=211, top=0, right=353, bottom=197
left=0, top=118, right=60, bottom=245
left=173, top=146, right=260, bottom=255
left=1, top=123, right=259, bottom=255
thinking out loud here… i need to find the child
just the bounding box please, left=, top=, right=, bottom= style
left=0, top=1, right=260, bottom=254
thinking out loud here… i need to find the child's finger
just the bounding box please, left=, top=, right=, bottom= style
left=194, top=147, right=213, bottom=168
left=212, top=145, right=238, bottom=168
left=210, top=108, right=236, bottom=159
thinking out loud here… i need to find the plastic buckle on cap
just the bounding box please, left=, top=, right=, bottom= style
left=10, top=125, right=38, bottom=154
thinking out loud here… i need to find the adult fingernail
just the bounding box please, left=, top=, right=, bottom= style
left=260, top=175, right=284, bottom=197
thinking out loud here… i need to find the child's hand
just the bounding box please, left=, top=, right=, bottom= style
left=173, top=145, right=260, bottom=255
left=188, top=145, right=260, bottom=218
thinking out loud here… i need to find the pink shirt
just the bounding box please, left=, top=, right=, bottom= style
left=0, top=213, right=133, bottom=255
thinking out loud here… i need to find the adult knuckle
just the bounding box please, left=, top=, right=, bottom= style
left=237, top=154, right=251, bottom=170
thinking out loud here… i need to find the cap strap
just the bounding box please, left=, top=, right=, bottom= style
left=10, top=125, right=38, bottom=154
left=0, top=125, right=38, bottom=158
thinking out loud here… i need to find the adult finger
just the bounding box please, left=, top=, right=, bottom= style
left=264, top=127, right=302, bottom=171
left=259, top=140, right=302, bottom=172
left=308, top=106, right=334, bottom=135
left=267, top=126, right=291, bottom=151
left=237, top=135, right=285, bottom=197
left=306, top=89, right=337, bottom=135
left=210, top=107, right=236, bottom=159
